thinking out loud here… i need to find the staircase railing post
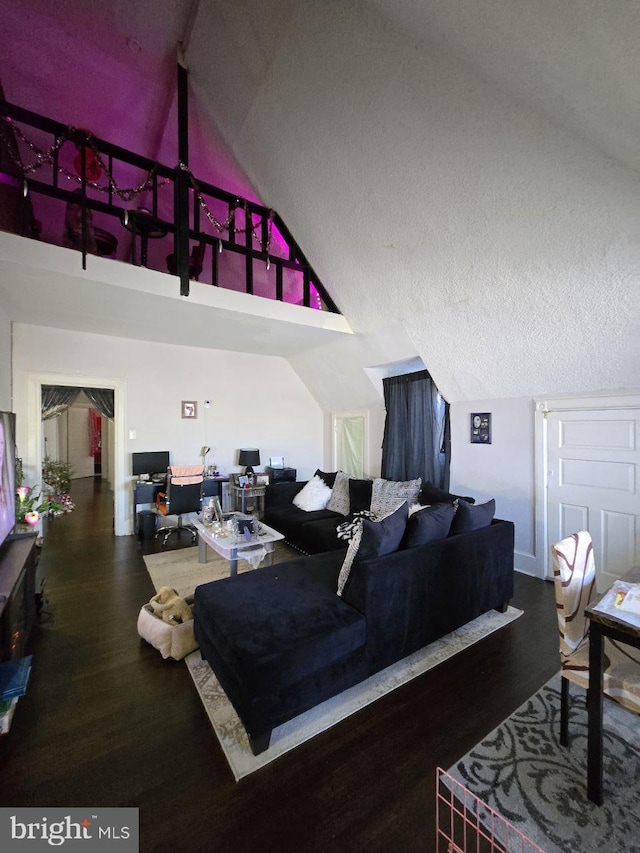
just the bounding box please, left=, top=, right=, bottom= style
left=175, top=49, right=190, bottom=297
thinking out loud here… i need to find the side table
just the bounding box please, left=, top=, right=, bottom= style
left=231, top=485, right=266, bottom=518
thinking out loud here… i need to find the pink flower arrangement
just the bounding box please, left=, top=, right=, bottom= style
left=15, top=484, right=64, bottom=524
left=55, top=493, right=75, bottom=514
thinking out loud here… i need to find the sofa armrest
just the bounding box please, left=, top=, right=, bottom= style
left=264, top=481, right=306, bottom=509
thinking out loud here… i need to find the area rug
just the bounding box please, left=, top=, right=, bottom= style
left=449, top=674, right=640, bottom=853
left=143, top=547, right=522, bottom=781
left=143, top=541, right=299, bottom=598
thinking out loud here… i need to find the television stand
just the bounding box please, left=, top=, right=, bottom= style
left=0, top=535, right=38, bottom=661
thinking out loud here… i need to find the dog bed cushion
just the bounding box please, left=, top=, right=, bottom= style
left=137, top=598, right=198, bottom=660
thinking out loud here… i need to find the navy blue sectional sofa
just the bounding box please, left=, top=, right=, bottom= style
left=194, top=479, right=514, bottom=755
left=262, top=478, right=476, bottom=555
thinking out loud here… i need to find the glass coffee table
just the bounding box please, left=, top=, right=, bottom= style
left=192, top=517, right=284, bottom=577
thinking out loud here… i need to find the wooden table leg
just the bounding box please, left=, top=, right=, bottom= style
left=587, top=623, right=604, bottom=805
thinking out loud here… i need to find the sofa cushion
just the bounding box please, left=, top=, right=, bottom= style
left=315, top=469, right=338, bottom=488
left=370, top=477, right=421, bottom=517
left=349, top=478, right=373, bottom=513
left=300, top=516, right=351, bottom=554
left=264, top=504, right=341, bottom=544
left=449, top=498, right=496, bottom=535
left=419, top=481, right=475, bottom=505
left=194, top=559, right=366, bottom=692
left=400, top=502, right=456, bottom=549
left=327, top=471, right=350, bottom=515
left=337, top=502, right=409, bottom=596
left=293, top=475, right=332, bottom=512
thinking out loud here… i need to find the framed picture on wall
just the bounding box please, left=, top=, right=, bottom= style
left=470, top=412, right=491, bottom=444
left=181, top=400, right=197, bottom=419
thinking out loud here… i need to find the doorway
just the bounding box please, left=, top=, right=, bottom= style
left=332, top=412, right=369, bottom=478
left=26, top=372, right=127, bottom=535
left=43, top=391, right=110, bottom=480
left=535, top=393, right=640, bottom=590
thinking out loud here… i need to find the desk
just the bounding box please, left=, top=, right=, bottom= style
left=132, top=477, right=228, bottom=535
left=585, top=573, right=640, bottom=804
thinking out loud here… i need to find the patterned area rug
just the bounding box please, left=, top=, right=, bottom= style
left=449, top=675, right=640, bottom=853
left=143, top=546, right=522, bottom=780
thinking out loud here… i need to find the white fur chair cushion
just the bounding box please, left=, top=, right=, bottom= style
left=293, top=475, right=333, bottom=512
left=137, top=602, right=198, bottom=660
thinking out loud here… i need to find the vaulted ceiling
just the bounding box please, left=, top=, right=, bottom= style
left=1, top=0, right=638, bottom=403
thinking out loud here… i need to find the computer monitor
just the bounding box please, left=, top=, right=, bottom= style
left=131, top=451, right=170, bottom=477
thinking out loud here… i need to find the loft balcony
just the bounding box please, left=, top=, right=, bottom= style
left=0, top=100, right=351, bottom=354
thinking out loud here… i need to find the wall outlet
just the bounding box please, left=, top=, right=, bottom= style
left=129, top=429, right=136, bottom=440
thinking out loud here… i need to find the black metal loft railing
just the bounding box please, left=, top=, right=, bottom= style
left=0, top=100, right=339, bottom=314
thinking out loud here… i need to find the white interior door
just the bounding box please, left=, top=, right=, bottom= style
left=547, top=408, right=640, bottom=591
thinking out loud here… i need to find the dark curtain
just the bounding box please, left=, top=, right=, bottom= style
left=381, top=370, right=450, bottom=489
left=41, top=386, right=114, bottom=420
left=83, top=388, right=114, bottom=420
left=41, top=386, right=81, bottom=421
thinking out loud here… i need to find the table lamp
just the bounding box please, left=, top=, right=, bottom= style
left=238, top=448, right=260, bottom=477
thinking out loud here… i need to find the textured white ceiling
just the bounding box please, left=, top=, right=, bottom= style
left=366, top=0, right=640, bottom=173
left=1, top=0, right=639, bottom=402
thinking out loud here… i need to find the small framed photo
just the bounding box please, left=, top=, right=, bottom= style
left=470, top=412, right=492, bottom=444
left=238, top=475, right=249, bottom=487
left=256, top=474, right=270, bottom=485
left=212, top=497, right=223, bottom=523
left=181, top=400, right=197, bottom=419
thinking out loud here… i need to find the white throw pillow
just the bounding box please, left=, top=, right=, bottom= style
left=293, top=475, right=333, bottom=512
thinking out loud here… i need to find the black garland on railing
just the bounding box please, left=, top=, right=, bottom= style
left=2, top=117, right=277, bottom=260
left=181, top=163, right=275, bottom=267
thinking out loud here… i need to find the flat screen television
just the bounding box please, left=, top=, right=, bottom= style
left=0, top=411, right=17, bottom=548
left=131, top=451, right=170, bottom=477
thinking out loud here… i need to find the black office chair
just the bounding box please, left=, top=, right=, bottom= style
left=155, top=466, right=204, bottom=547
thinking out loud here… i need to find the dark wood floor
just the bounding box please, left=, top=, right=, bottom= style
left=0, top=478, right=559, bottom=852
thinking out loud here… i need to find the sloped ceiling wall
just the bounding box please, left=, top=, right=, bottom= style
left=1, top=0, right=639, bottom=406
left=189, top=0, right=640, bottom=402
